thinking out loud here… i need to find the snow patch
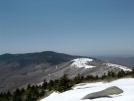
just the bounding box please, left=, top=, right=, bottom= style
left=106, top=63, right=132, bottom=71
left=70, top=58, right=95, bottom=68
left=40, top=78, right=134, bottom=101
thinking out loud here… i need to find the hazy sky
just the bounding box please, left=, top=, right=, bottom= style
left=0, top=0, right=134, bottom=56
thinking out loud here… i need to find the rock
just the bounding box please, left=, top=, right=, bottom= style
left=81, top=86, right=123, bottom=99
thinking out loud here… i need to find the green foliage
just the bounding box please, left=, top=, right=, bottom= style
left=39, top=89, right=45, bottom=97
left=0, top=92, right=12, bottom=101
left=117, top=70, right=125, bottom=78
left=25, top=85, right=40, bottom=101
left=43, top=79, right=48, bottom=89
left=101, top=73, right=106, bottom=80
left=12, top=88, right=22, bottom=101
left=25, top=90, right=37, bottom=101
left=105, top=71, right=116, bottom=80
left=52, top=79, right=59, bottom=91
left=85, top=75, right=95, bottom=81
left=47, top=80, right=54, bottom=91
left=73, top=74, right=82, bottom=84
left=27, top=84, right=31, bottom=90
left=20, top=88, right=25, bottom=94
left=56, top=74, right=73, bottom=92
left=111, top=71, right=116, bottom=78
left=132, top=68, right=134, bottom=77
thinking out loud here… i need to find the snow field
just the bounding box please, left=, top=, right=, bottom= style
left=41, top=78, right=134, bottom=101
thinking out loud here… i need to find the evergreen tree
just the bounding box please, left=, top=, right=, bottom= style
left=12, top=88, right=22, bottom=101
left=101, top=73, right=106, bottom=80
left=53, top=79, right=59, bottom=91
left=73, top=74, right=82, bottom=84
left=43, top=79, right=48, bottom=89
left=85, top=75, right=94, bottom=81
left=132, top=68, right=134, bottom=77
left=0, top=92, right=9, bottom=101
left=39, top=89, right=45, bottom=97
left=27, top=84, right=31, bottom=90
left=47, top=80, right=54, bottom=91
left=108, top=71, right=112, bottom=77
left=117, top=70, right=125, bottom=78
left=111, top=71, right=116, bottom=78
left=95, top=75, right=99, bottom=80
left=25, top=87, right=39, bottom=101
left=6, top=91, right=12, bottom=100
left=20, top=88, right=25, bottom=95
left=81, top=76, right=85, bottom=81
left=56, top=74, right=73, bottom=92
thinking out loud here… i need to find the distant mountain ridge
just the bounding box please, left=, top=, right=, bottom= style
left=0, top=51, right=78, bottom=68
left=97, top=56, right=134, bottom=68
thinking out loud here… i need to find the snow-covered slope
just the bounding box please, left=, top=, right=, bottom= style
left=70, top=58, right=131, bottom=72
left=71, top=58, right=95, bottom=68
left=44, top=58, right=132, bottom=81
left=105, top=63, right=132, bottom=71
left=41, top=78, right=134, bottom=101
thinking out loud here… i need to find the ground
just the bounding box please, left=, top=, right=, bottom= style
left=40, top=78, right=134, bottom=101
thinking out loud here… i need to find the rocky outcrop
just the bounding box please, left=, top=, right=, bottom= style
left=82, top=86, right=123, bottom=99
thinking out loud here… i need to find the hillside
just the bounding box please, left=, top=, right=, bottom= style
left=0, top=51, right=76, bottom=67
left=0, top=51, right=132, bottom=93
left=0, top=51, right=78, bottom=92
left=97, top=56, right=134, bottom=68
left=44, top=58, right=131, bottom=82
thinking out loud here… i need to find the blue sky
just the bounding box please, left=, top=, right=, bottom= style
left=0, top=0, right=134, bottom=56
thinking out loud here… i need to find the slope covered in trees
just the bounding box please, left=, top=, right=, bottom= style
left=0, top=68, right=134, bottom=101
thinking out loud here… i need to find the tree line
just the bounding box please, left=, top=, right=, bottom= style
left=0, top=68, right=134, bottom=101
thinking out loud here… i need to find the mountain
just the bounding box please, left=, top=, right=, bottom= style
left=44, top=58, right=132, bottom=82
left=97, top=56, right=134, bottom=68
left=0, top=51, right=78, bottom=92
left=0, top=51, right=77, bottom=67
left=0, top=51, right=132, bottom=93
